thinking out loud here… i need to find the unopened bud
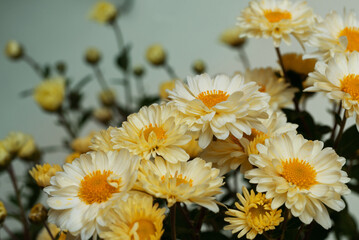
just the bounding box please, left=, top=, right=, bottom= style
left=192, top=59, right=206, bottom=74
left=29, top=203, right=48, bottom=223
left=56, top=61, right=67, bottom=75
left=0, top=142, right=11, bottom=169
left=146, top=44, right=166, bottom=66
left=220, top=27, right=246, bottom=48
left=99, top=89, right=116, bottom=106
left=4, top=40, right=24, bottom=60
left=133, top=65, right=145, bottom=77
left=93, top=107, right=113, bottom=123
left=90, top=1, right=118, bottom=24
left=85, top=47, right=101, bottom=65
left=0, top=201, right=7, bottom=224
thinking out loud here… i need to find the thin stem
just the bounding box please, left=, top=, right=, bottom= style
left=23, top=54, right=44, bottom=78
left=303, top=222, right=315, bottom=240
left=122, top=71, right=133, bottom=112
left=57, top=108, right=76, bottom=140
left=43, top=221, right=55, bottom=240
left=135, top=77, right=146, bottom=98
left=195, top=207, right=207, bottom=234
left=295, top=223, right=305, bottom=240
left=179, top=204, right=194, bottom=228
left=263, top=231, right=274, bottom=240
left=170, top=204, right=177, bottom=240
left=239, top=48, right=250, bottom=70
left=7, top=164, right=30, bottom=240
left=334, top=110, right=347, bottom=149
left=112, top=21, right=125, bottom=51
left=164, top=63, right=179, bottom=79
left=2, top=223, right=20, bottom=240
left=280, top=209, right=290, bottom=240
left=275, top=47, right=288, bottom=82
left=93, top=66, right=111, bottom=91
left=330, top=102, right=342, bottom=142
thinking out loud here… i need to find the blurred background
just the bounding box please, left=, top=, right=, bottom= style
left=1, top=0, right=359, bottom=238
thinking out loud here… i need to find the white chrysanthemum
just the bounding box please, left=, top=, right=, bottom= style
left=307, top=10, right=359, bottom=62
left=135, top=157, right=223, bottom=212
left=305, top=52, right=359, bottom=130
left=168, top=73, right=269, bottom=149
left=245, top=68, right=297, bottom=110
left=245, top=133, right=350, bottom=229
left=100, top=192, right=165, bottom=240
left=111, top=103, right=191, bottom=163
left=90, top=126, right=118, bottom=152
left=237, top=0, right=315, bottom=47
left=44, top=150, right=140, bottom=239
left=201, top=110, right=297, bottom=175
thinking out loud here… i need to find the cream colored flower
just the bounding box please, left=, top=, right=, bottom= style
left=220, top=27, right=246, bottom=48
left=90, top=127, right=118, bottom=152
left=4, top=40, right=23, bottom=60
left=224, top=187, right=283, bottom=239
left=146, top=44, right=166, bottom=66
left=168, top=73, right=269, bottom=149
left=34, top=77, right=65, bottom=112
left=100, top=192, right=165, bottom=240
left=245, top=67, right=297, bottom=110
left=307, top=10, right=359, bottom=62
left=245, top=133, right=350, bottom=229
left=201, top=110, right=297, bottom=175
left=111, top=103, right=191, bottom=163
left=44, top=150, right=140, bottom=239
left=90, top=1, right=117, bottom=24
left=29, top=163, right=62, bottom=188
left=237, top=0, right=315, bottom=47
left=179, top=132, right=203, bottom=159
left=135, top=157, right=223, bottom=212
left=305, top=52, right=359, bottom=130
left=36, top=223, right=67, bottom=240
left=159, top=80, right=176, bottom=100
left=71, top=132, right=96, bottom=153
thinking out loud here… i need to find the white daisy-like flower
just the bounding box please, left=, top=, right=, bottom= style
left=135, top=157, right=223, bottom=212
left=237, top=0, right=315, bottom=47
left=168, top=73, right=269, bottom=149
left=90, top=126, right=118, bottom=152
left=307, top=10, right=359, bottom=62
left=245, top=133, right=350, bottom=229
left=245, top=68, right=297, bottom=110
left=201, top=110, right=297, bottom=175
left=305, top=52, right=359, bottom=130
left=44, top=150, right=140, bottom=239
left=111, top=103, right=191, bottom=163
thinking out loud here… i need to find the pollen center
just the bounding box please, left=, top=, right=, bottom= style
left=244, top=129, right=269, bottom=155
left=281, top=158, right=317, bottom=189
left=161, top=173, right=193, bottom=187
left=134, top=219, right=156, bottom=240
left=339, top=27, right=359, bottom=52
left=341, top=74, right=359, bottom=101
left=197, top=90, right=229, bottom=108
left=142, top=124, right=167, bottom=141
left=264, top=10, right=292, bottom=23
left=78, top=170, right=121, bottom=204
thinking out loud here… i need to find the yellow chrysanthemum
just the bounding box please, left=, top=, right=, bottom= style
left=111, top=103, right=191, bottom=163
left=245, top=68, right=297, bottom=110
left=29, top=163, right=62, bottom=188
left=307, top=10, right=359, bottom=62
left=237, top=0, right=315, bottom=47
left=281, top=53, right=316, bottom=76
left=159, top=79, right=177, bottom=100
left=90, top=1, right=117, bottom=24
left=90, top=126, right=118, bottom=152
left=71, top=132, right=96, bottom=153
left=224, top=187, right=283, bottom=239
left=135, top=157, right=223, bottom=212
left=305, top=52, right=359, bottom=130
left=44, top=150, right=140, bottom=239
left=179, top=132, right=203, bottom=159
left=65, top=152, right=81, bottom=164
left=100, top=192, right=165, bottom=240
left=34, top=77, right=65, bottom=112
left=245, top=133, right=350, bottom=229
left=168, top=73, right=269, bottom=149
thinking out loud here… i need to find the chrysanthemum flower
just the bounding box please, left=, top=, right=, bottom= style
left=305, top=52, right=359, bottom=130
left=90, top=1, right=117, bottom=24
left=245, top=68, right=297, bottom=110
left=29, top=163, right=62, bottom=188
left=100, top=192, right=165, bottom=240
left=201, top=110, right=297, bottom=175
left=135, top=157, right=223, bottom=212
left=44, top=150, right=140, bottom=239
left=245, top=133, right=350, bottom=229
left=307, top=10, right=359, bottom=62
left=224, top=187, right=283, bottom=239
left=34, top=77, right=65, bottom=112
left=168, top=73, right=269, bottom=149
left=237, top=0, right=315, bottom=47
left=90, top=127, right=118, bottom=152
left=111, top=103, right=191, bottom=163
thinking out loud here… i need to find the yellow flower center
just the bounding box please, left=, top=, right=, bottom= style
left=340, top=74, right=359, bottom=101
left=197, top=90, right=229, bottom=108
left=281, top=158, right=317, bottom=189
left=244, top=129, right=269, bottom=155
left=133, top=219, right=156, bottom=240
left=78, top=170, right=121, bottom=204
left=339, top=27, right=359, bottom=52
left=264, top=10, right=292, bottom=23
left=143, top=124, right=167, bottom=141
left=161, top=173, right=193, bottom=187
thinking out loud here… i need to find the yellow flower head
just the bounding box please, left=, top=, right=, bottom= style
left=71, top=132, right=96, bottom=153
left=99, top=89, right=116, bottom=106
left=159, top=79, right=177, bottom=100
left=85, top=47, right=101, bottom=65
left=4, top=40, right=23, bottom=60
left=0, top=201, right=7, bottom=224
left=0, top=142, right=11, bottom=168
left=146, top=44, right=166, bottom=66
left=90, top=127, right=118, bottom=152
left=2, top=132, right=37, bottom=160
left=220, top=27, right=246, bottom=47
left=34, top=77, right=65, bottom=112
left=90, top=1, right=117, bottom=24
left=29, top=163, right=62, bottom=188
left=224, top=187, right=283, bottom=239
left=65, top=152, right=81, bottom=164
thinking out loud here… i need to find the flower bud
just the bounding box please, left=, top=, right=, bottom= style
left=93, top=107, right=113, bottom=123
left=0, top=201, right=7, bottom=224
left=220, top=27, right=246, bottom=48
left=0, top=142, right=11, bottom=169
left=65, top=152, right=81, bottom=164
left=133, top=65, right=145, bottom=77
left=34, top=77, right=65, bottom=112
left=29, top=163, right=62, bottom=188
left=4, top=40, right=24, bottom=60
left=56, top=61, right=67, bottom=75
left=85, top=47, right=101, bottom=65
left=3, top=132, right=29, bottom=155
left=159, top=79, right=177, bottom=100
left=90, top=1, right=118, bottom=24
left=18, top=136, right=38, bottom=160
left=146, top=44, right=166, bottom=66
left=29, top=203, right=48, bottom=223
left=99, top=89, right=116, bottom=106
left=71, top=132, right=96, bottom=153
left=192, top=59, right=206, bottom=74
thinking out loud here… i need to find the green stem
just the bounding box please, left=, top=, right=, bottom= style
left=334, top=110, right=347, bottom=149
left=23, top=54, right=44, bottom=78
left=330, top=102, right=342, bottom=143
left=170, top=204, right=177, bottom=240
left=93, top=65, right=111, bottom=91
left=43, top=221, right=55, bottom=240
left=112, top=20, right=124, bottom=50
left=275, top=47, right=288, bottom=82
left=2, top=223, right=20, bottom=240
left=164, top=63, right=179, bottom=79
left=57, top=108, right=76, bottom=140
left=239, top=48, right=250, bottom=70
left=280, top=208, right=290, bottom=240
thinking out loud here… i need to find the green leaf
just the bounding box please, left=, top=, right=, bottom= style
left=77, top=109, right=93, bottom=129
left=116, top=45, right=132, bottom=71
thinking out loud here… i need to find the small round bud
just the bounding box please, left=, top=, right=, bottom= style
left=90, top=1, right=118, bottom=24
left=34, top=77, right=66, bottom=112
left=65, top=152, right=81, bottom=164
left=0, top=201, right=7, bottom=224
left=85, top=47, right=101, bottom=65
left=146, top=44, right=166, bottom=66
left=220, top=27, right=246, bottom=48
left=99, top=89, right=116, bottom=106
left=133, top=65, right=145, bottom=77
left=29, top=163, right=62, bottom=188
left=192, top=59, right=206, bottom=74
left=4, top=40, right=24, bottom=60
left=56, top=61, right=67, bottom=75
left=93, top=107, right=113, bottom=123
left=29, top=203, right=48, bottom=223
